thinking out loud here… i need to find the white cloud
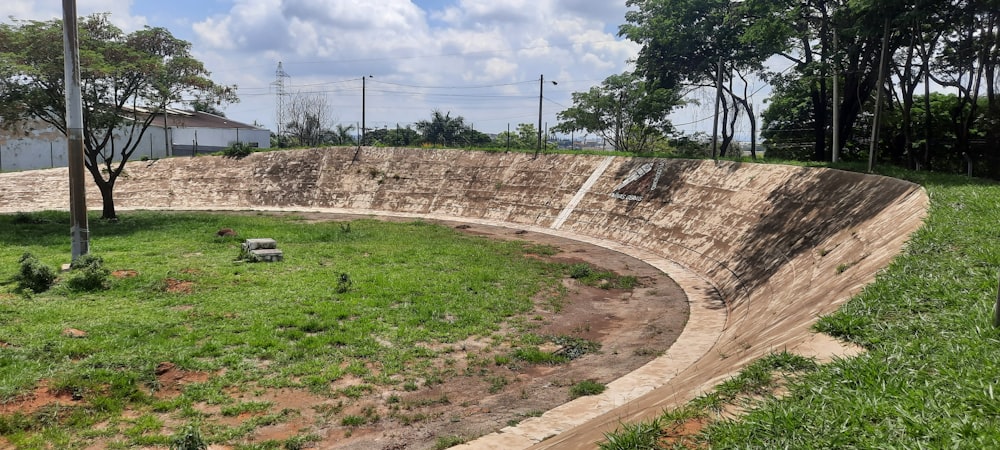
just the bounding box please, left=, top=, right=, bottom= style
left=3, top=0, right=642, bottom=134
left=0, top=1, right=147, bottom=31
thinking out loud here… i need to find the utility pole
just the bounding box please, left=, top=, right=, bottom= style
left=536, top=75, right=557, bottom=158
left=63, top=0, right=89, bottom=261
left=536, top=75, right=544, bottom=157
left=362, top=75, right=372, bottom=147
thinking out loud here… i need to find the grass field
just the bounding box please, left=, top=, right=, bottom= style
left=601, top=166, right=1000, bottom=449
left=0, top=212, right=579, bottom=448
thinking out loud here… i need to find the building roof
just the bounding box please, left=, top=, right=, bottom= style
left=166, top=110, right=265, bottom=131
left=124, top=106, right=265, bottom=131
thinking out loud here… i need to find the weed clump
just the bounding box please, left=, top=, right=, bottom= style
left=221, top=142, right=254, bottom=159
left=170, top=423, right=207, bottom=450
left=66, top=254, right=110, bottom=291
left=569, top=263, right=593, bottom=279
left=15, top=252, right=57, bottom=294
left=569, top=380, right=606, bottom=399
left=335, top=273, right=353, bottom=293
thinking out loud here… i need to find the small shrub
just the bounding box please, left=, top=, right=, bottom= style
left=222, top=142, right=254, bottom=159
left=513, top=347, right=568, bottom=365
left=16, top=252, right=57, bottom=293
left=170, top=423, right=207, bottom=450
left=569, top=380, right=606, bottom=399
left=341, top=415, right=365, bottom=426
left=569, top=263, right=593, bottom=279
left=66, top=254, right=110, bottom=291
left=434, top=436, right=467, bottom=450
left=335, top=273, right=352, bottom=294
left=12, top=212, right=51, bottom=224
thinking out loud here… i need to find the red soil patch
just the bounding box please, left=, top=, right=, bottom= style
left=0, top=381, right=80, bottom=416
left=153, top=362, right=211, bottom=398
left=661, top=417, right=710, bottom=448
left=164, top=278, right=194, bottom=294
left=111, top=269, right=138, bottom=278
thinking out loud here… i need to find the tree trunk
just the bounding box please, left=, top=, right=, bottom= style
left=85, top=155, right=119, bottom=220
left=99, top=183, right=116, bottom=220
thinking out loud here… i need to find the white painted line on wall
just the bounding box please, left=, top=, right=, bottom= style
left=551, top=156, right=615, bottom=230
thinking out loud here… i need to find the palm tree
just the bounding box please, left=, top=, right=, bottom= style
left=333, top=124, right=356, bottom=145
left=415, top=110, right=467, bottom=146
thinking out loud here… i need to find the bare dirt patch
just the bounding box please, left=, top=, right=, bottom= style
left=0, top=381, right=81, bottom=416
left=228, top=215, right=691, bottom=449
left=163, top=277, right=194, bottom=294
left=111, top=269, right=138, bottom=279
left=153, top=362, right=212, bottom=399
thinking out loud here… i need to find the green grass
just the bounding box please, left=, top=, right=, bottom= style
left=0, top=211, right=566, bottom=447
left=601, top=168, right=1000, bottom=448
left=568, top=380, right=606, bottom=399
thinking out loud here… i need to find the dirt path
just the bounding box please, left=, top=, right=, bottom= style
left=244, top=214, right=690, bottom=449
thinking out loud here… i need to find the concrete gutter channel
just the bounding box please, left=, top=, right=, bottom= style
left=0, top=148, right=929, bottom=448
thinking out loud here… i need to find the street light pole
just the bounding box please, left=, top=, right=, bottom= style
left=362, top=75, right=372, bottom=147
left=536, top=75, right=557, bottom=158
left=62, top=0, right=89, bottom=261
left=537, top=75, right=544, bottom=157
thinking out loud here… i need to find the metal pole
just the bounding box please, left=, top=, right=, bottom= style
left=868, top=18, right=890, bottom=173
left=536, top=74, right=544, bottom=158
left=63, top=0, right=89, bottom=260
left=163, top=109, right=170, bottom=157
left=362, top=76, right=366, bottom=147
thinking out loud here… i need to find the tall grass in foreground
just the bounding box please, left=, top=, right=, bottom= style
left=0, top=212, right=563, bottom=447
left=602, top=168, right=1000, bottom=448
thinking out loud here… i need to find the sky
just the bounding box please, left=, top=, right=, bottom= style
left=1, top=1, right=758, bottom=139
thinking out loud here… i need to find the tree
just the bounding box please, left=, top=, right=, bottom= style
left=493, top=123, right=542, bottom=150
left=383, top=125, right=420, bottom=147
left=283, top=92, right=334, bottom=147
left=621, top=0, right=763, bottom=157
left=554, top=72, right=678, bottom=153
left=0, top=14, right=236, bottom=219
left=332, top=124, right=356, bottom=146
left=414, top=110, right=469, bottom=147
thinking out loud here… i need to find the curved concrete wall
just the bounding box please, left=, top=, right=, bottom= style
left=0, top=147, right=927, bottom=447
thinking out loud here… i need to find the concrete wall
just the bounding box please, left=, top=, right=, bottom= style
left=0, top=120, right=269, bottom=171
left=0, top=147, right=927, bottom=446
left=170, top=127, right=270, bottom=156
left=0, top=119, right=169, bottom=172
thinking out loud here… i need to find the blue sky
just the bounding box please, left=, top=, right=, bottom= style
left=1, top=1, right=758, bottom=139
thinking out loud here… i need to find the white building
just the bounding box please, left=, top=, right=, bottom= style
left=0, top=109, right=270, bottom=172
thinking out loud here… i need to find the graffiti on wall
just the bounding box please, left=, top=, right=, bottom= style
left=611, top=161, right=666, bottom=202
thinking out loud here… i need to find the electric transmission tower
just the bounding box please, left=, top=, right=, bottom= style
left=271, top=62, right=290, bottom=140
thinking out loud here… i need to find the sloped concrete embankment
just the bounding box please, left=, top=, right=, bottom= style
left=0, top=147, right=928, bottom=447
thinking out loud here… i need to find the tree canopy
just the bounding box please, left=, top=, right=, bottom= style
left=0, top=14, right=236, bottom=218
left=553, top=72, right=678, bottom=153
left=621, top=0, right=1000, bottom=175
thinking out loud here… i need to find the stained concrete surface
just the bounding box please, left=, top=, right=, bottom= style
left=0, top=147, right=927, bottom=448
